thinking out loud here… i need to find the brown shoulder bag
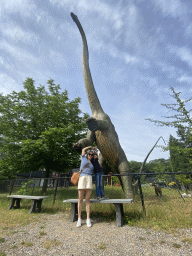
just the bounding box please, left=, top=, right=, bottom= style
left=70, top=163, right=90, bottom=186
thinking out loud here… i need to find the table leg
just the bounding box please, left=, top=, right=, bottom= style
left=37, top=200, right=43, bottom=213
left=29, top=199, right=36, bottom=214
left=114, top=203, right=124, bottom=227
left=70, top=203, right=78, bottom=222
left=8, top=198, right=16, bottom=210
left=15, top=199, right=21, bottom=208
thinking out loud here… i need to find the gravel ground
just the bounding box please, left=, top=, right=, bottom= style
left=0, top=213, right=192, bottom=256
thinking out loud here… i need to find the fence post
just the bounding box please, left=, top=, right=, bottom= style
left=32, top=183, right=35, bottom=195
left=137, top=175, right=146, bottom=214
left=53, top=178, right=58, bottom=205
left=176, top=183, right=185, bottom=202
left=9, top=180, right=15, bottom=195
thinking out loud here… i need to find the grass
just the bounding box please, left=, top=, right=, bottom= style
left=0, top=238, right=5, bottom=243
left=0, top=252, right=6, bottom=256
left=41, top=240, right=61, bottom=250
left=39, top=231, right=46, bottom=236
left=21, top=241, right=33, bottom=247
left=182, top=238, right=192, bottom=244
left=0, top=184, right=192, bottom=233
left=173, top=243, right=182, bottom=248
left=98, top=243, right=106, bottom=250
left=11, top=245, right=18, bottom=249
left=0, top=194, right=40, bottom=230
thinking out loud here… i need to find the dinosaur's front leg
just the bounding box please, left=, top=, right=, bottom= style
left=73, top=130, right=95, bottom=151
left=86, top=117, right=110, bottom=132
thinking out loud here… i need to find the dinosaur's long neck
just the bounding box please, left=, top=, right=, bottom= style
left=71, top=13, right=104, bottom=115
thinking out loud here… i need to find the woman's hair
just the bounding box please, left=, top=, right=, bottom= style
left=87, top=150, right=94, bottom=155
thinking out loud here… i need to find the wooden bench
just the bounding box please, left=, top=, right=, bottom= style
left=63, top=198, right=133, bottom=227
left=7, top=195, right=49, bottom=214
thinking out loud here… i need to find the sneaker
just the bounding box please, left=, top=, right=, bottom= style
left=95, top=196, right=100, bottom=201
left=76, top=219, right=81, bottom=227
left=99, top=196, right=109, bottom=200
left=86, top=218, right=92, bottom=228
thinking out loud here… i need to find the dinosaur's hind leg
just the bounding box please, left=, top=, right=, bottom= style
left=117, top=159, right=134, bottom=199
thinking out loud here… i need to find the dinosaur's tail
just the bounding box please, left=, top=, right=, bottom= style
left=71, top=12, right=104, bottom=115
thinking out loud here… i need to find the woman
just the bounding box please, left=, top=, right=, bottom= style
left=77, top=146, right=94, bottom=228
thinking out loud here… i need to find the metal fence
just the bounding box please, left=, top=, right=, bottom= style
left=1, top=172, right=192, bottom=230
left=1, top=172, right=191, bottom=204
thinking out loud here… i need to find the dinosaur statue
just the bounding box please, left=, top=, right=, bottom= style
left=70, top=12, right=133, bottom=199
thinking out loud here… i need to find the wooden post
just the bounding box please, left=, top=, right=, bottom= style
left=138, top=176, right=146, bottom=214
left=53, top=178, right=58, bottom=205
left=9, top=180, right=15, bottom=195
left=32, top=183, right=35, bottom=195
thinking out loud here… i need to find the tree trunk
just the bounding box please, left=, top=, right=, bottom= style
left=42, top=168, right=50, bottom=194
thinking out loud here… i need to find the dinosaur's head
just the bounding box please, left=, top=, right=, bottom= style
left=70, top=12, right=79, bottom=23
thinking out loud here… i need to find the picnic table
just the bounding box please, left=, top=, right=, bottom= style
left=7, top=195, right=49, bottom=214
left=63, top=198, right=133, bottom=227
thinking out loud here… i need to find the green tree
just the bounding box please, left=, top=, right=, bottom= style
left=129, top=161, right=142, bottom=173
left=146, top=87, right=192, bottom=170
left=146, top=87, right=192, bottom=134
left=0, top=78, right=88, bottom=191
left=146, top=87, right=192, bottom=186
left=169, top=135, right=191, bottom=172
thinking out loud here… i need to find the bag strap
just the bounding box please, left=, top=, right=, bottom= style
left=80, top=163, right=90, bottom=173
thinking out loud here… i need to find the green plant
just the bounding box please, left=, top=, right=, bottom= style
left=11, top=245, right=18, bottom=249
left=40, top=231, right=46, bottom=236
left=98, top=243, right=106, bottom=250
left=173, top=243, right=181, bottom=248
left=21, top=241, right=33, bottom=247
left=0, top=238, right=5, bottom=243
left=0, top=252, right=6, bottom=256
left=17, top=180, right=34, bottom=195
left=182, top=238, right=192, bottom=244
left=41, top=240, right=61, bottom=250
left=112, top=176, right=119, bottom=185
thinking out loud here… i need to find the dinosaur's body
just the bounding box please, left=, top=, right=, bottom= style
left=71, top=13, right=133, bottom=199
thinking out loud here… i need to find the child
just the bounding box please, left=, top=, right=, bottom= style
left=92, top=149, right=108, bottom=200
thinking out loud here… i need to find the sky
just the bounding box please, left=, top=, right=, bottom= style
left=0, top=0, right=192, bottom=163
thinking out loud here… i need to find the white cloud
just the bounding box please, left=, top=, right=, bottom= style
left=185, top=23, right=192, bottom=38
left=153, top=0, right=188, bottom=18
left=178, top=76, right=192, bottom=84
left=0, top=74, right=18, bottom=95
left=177, top=47, right=192, bottom=68
left=124, top=54, right=138, bottom=64
left=0, top=41, right=38, bottom=65
left=0, top=22, right=39, bottom=44
left=49, top=50, right=66, bottom=67
left=168, top=45, right=192, bottom=68
left=0, top=0, right=36, bottom=17
left=50, top=0, right=123, bottom=30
